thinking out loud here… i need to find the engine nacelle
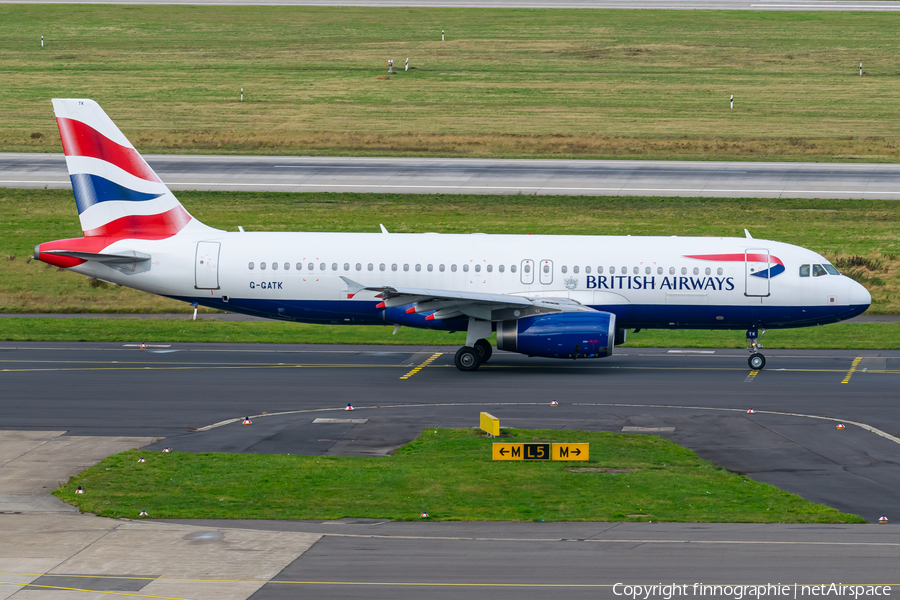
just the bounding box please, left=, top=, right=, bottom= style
left=496, top=312, right=616, bottom=359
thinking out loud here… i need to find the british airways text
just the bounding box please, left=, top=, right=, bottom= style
left=586, top=276, right=735, bottom=291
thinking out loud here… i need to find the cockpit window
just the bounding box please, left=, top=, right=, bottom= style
left=812, top=264, right=827, bottom=277
left=799, top=264, right=810, bottom=277
left=823, top=264, right=840, bottom=276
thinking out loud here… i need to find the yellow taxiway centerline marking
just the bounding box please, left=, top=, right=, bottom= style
left=400, top=352, right=443, bottom=379
left=743, top=370, right=760, bottom=383
left=841, top=356, right=863, bottom=384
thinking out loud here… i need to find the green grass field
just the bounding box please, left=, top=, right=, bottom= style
left=1, top=318, right=898, bottom=350
left=54, top=428, right=864, bottom=523
left=3, top=189, right=898, bottom=314
left=2, top=6, right=900, bottom=161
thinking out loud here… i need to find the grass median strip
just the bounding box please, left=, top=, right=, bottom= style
left=0, top=318, right=898, bottom=350
left=54, top=428, right=863, bottom=523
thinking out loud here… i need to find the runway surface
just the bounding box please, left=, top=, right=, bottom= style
left=5, top=153, right=900, bottom=198
left=3, top=0, right=899, bottom=9
left=3, top=341, right=900, bottom=598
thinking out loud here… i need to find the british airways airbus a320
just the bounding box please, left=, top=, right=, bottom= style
left=35, top=100, right=871, bottom=371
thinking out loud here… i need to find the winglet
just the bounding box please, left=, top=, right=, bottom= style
left=744, top=229, right=753, bottom=239
left=340, top=276, right=367, bottom=297
left=380, top=224, right=389, bottom=234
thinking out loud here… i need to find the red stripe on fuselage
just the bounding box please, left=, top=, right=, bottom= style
left=56, top=117, right=162, bottom=183
left=684, top=253, right=784, bottom=266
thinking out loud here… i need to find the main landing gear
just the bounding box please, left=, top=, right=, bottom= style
left=747, top=328, right=767, bottom=370
left=454, top=339, right=493, bottom=371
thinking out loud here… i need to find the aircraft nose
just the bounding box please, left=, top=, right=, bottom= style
left=849, top=280, right=871, bottom=308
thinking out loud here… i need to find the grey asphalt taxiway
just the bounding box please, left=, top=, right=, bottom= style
left=3, top=341, right=900, bottom=598
left=5, top=153, right=900, bottom=199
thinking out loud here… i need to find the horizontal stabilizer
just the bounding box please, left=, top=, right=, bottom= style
left=40, top=249, right=151, bottom=264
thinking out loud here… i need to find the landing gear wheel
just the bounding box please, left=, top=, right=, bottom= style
left=473, top=339, right=493, bottom=363
left=749, top=353, right=766, bottom=370
left=455, top=346, right=481, bottom=371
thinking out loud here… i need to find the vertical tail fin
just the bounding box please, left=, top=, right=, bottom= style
left=52, top=99, right=204, bottom=239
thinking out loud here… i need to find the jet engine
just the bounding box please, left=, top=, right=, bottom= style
left=496, top=312, right=616, bottom=359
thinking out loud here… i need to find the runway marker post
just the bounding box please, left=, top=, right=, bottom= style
left=860, top=62, right=863, bottom=76
left=240, top=88, right=243, bottom=102
left=41, top=36, right=44, bottom=48
left=730, top=94, right=734, bottom=110
left=442, top=29, right=444, bottom=41
left=405, top=58, right=409, bottom=71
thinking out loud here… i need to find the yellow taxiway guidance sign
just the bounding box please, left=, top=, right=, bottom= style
left=492, top=443, right=589, bottom=461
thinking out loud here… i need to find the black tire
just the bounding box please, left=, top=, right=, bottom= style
left=455, top=346, right=481, bottom=371
left=474, top=339, right=493, bottom=363
left=749, top=353, right=766, bottom=370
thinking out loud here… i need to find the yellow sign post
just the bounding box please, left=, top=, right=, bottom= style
left=552, top=443, right=590, bottom=461
left=480, top=412, right=500, bottom=437
left=492, top=442, right=589, bottom=461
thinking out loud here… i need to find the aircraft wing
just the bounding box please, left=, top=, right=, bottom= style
left=341, top=277, right=594, bottom=321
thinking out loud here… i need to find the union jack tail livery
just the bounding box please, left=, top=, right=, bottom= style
left=52, top=99, right=202, bottom=239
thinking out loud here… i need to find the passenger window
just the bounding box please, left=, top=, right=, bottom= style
left=272, top=262, right=278, bottom=271
left=320, top=263, right=326, bottom=271
left=645, top=267, right=651, bottom=275
left=260, top=262, right=267, bottom=271
left=475, top=264, right=481, bottom=273
left=585, top=266, right=591, bottom=274
left=463, top=264, right=470, bottom=273
left=392, top=264, right=398, bottom=271
left=561, top=266, right=568, bottom=274
left=693, top=267, right=699, bottom=275
left=367, top=263, right=374, bottom=271
left=670, top=267, right=675, bottom=275
left=681, top=267, right=687, bottom=275
left=415, top=264, right=422, bottom=272
left=522, top=264, right=529, bottom=274
left=799, top=264, right=810, bottom=277
left=428, top=264, right=433, bottom=272
left=705, top=267, right=711, bottom=275
left=308, top=262, right=314, bottom=271
left=657, top=267, right=663, bottom=275
left=511, top=264, right=517, bottom=273
left=717, top=267, right=723, bottom=276
left=404, top=264, right=409, bottom=272
left=633, top=266, right=639, bottom=275
left=486, top=264, right=492, bottom=273
left=543, top=264, right=550, bottom=274
left=451, top=264, right=457, bottom=272
left=597, top=267, right=603, bottom=274
left=610, top=267, right=615, bottom=274
left=440, top=264, right=446, bottom=272
left=813, top=264, right=827, bottom=277
left=621, top=266, right=626, bottom=274
left=356, top=263, right=362, bottom=271
left=380, top=263, right=386, bottom=271
left=249, top=262, right=255, bottom=270
left=573, top=266, right=579, bottom=274
left=332, top=263, right=338, bottom=271
left=498, top=264, right=504, bottom=273
left=824, top=264, right=840, bottom=275
left=285, top=263, right=291, bottom=271
left=343, top=263, right=350, bottom=271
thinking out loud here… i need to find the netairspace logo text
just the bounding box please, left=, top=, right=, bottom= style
left=613, top=584, right=891, bottom=600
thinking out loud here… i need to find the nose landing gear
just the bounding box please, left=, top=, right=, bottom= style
left=747, top=328, right=767, bottom=370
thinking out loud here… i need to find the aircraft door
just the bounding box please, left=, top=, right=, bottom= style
left=520, top=259, right=534, bottom=285
left=195, top=241, right=221, bottom=290
left=745, top=248, right=770, bottom=297
left=539, top=259, right=553, bottom=285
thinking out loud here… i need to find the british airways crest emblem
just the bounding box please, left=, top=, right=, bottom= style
left=564, top=276, right=578, bottom=290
